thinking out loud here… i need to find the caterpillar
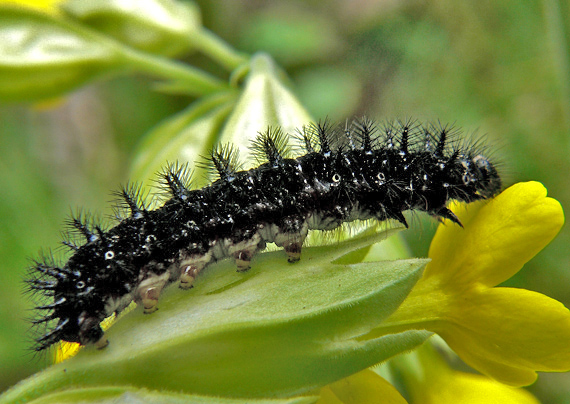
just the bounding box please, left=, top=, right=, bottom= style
left=25, top=118, right=501, bottom=352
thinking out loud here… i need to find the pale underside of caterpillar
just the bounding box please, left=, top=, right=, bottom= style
left=26, top=118, right=501, bottom=352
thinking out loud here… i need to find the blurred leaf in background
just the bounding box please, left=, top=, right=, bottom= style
left=1, top=0, right=569, bottom=402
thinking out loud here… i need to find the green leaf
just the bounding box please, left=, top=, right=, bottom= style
left=219, top=53, right=313, bottom=160
left=0, top=229, right=429, bottom=402
left=62, top=0, right=202, bottom=57
left=25, top=386, right=317, bottom=404
left=0, top=6, right=128, bottom=102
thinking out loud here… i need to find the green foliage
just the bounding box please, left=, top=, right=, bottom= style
left=0, top=6, right=127, bottom=102
left=1, top=0, right=569, bottom=403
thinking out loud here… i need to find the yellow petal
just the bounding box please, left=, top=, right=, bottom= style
left=395, top=342, right=541, bottom=404
left=53, top=341, right=81, bottom=364
left=427, top=182, right=564, bottom=287
left=417, top=371, right=541, bottom=404
left=435, top=287, right=570, bottom=385
left=317, top=387, right=345, bottom=404
left=0, top=0, right=61, bottom=12
left=317, top=370, right=408, bottom=404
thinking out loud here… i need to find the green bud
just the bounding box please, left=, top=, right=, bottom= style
left=130, top=52, right=313, bottom=188
left=0, top=6, right=129, bottom=102
left=62, top=0, right=201, bottom=57
left=219, top=52, right=313, bottom=159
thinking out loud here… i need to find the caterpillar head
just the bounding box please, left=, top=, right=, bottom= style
left=28, top=259, right=105, bottom=351
left=456, top=154, right=502, bottom=200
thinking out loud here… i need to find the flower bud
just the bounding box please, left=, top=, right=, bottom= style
left=62, top=0, right=201, bottom=56
left=219, top=52, right=313, bottom=160
left=0, top=6, right=129, bottom=102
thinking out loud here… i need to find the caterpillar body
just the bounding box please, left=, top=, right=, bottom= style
left=26, top=118, right=501, bottom=352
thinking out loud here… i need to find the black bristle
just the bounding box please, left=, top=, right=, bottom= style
left=35, top=297, right=67, bottom=311
left=66, top=212, right=98, bottom=243
left=27, top=279, right=56, bottom=290
left=353, top=117, right=377, bottom=152
left=435, top=126, right=448, bottom=157
left=251, top=127, right=291, bottom=165
left=294, top=125, right=316, bottom=153
left=113, top=183, right=148, bottom=219
left=314, top=119, right=333, bottom=154
left=205, top=143, right=242, bottom=181
left=61, top=240, right=79, bottom=251
left=160, top=162, right=193, bottom=199
left=32, top=262, right=68, bottom=280
left=396, top=119, right=413, bottom=153
left=31, top=314, right=57, bottom=324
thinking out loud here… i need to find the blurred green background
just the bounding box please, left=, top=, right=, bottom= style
left=1, top=0, right=569, bottom=402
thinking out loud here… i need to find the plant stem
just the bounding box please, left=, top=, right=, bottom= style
left=121, top=48, right=228, bottom=96
left=191, top=28, right=249, bottom=71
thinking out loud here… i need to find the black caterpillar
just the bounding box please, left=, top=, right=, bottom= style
left=26, top=118, right=501, bottom=352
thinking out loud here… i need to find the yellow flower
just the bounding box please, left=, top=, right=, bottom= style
left=420, top=371, right=540, bottom=404
left=398, top=343, right=541, bottom=404
left=382, top=181, right=569, bottom=386
left=315, top=342, right=540, bottom=404
left=0, top=0, right=61, bottom=12
left=317, top=369, right=408, bottom=404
